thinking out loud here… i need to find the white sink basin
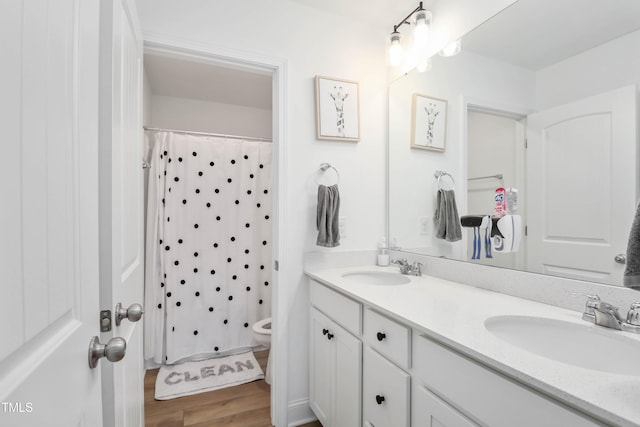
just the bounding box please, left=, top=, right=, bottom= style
left=341, top=271, right=411, bottom=286
left=485, top=315, right=640, bottom=376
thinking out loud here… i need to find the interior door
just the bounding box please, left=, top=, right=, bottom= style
left=526, top=85, right=638, bottom=285
left=99, top=0, right=145, bottom=425
left=0, top=0, right=104, bottom=425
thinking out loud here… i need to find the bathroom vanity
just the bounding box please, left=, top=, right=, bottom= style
left=306, top=266, right=640, bottom=427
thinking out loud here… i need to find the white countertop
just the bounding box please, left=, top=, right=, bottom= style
left=305, top=265, right=640, bottom=427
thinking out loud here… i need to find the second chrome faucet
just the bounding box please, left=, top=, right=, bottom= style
left=575, top=293, right=640, bottom=333
left=391, top=258, right=423, bottom=276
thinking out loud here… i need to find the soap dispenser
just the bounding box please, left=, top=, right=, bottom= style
left=377, top=237, right=390, bottom=266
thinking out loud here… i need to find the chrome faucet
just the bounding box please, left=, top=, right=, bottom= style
left=391, top=258, right=423, bottom=276
left=575, top=293, right=640, bottom=333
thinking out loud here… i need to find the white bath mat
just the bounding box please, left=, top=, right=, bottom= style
left=154, top=352, right=264, bottom=400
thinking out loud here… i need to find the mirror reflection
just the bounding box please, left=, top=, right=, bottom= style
left=389, top=0, right=640, bottom=286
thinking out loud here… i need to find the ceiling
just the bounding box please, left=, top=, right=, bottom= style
left=144, top=53, right=272, bottom=110
left=462, top=0, right=640, bottom=70
left=287, top=0, right=416, bottom=28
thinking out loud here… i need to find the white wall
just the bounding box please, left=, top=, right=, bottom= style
left=149, top=94, right=272, bottom=138
left=536, top=28, right=640, bottom=110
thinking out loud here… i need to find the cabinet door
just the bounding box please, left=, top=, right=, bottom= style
left=334, top=322, right=362, bottom=427
left=413, top=384, right=478, bottom=427
left=363, top=347, right=410, bottom=427
left=310, top=308, right=333, bottom=426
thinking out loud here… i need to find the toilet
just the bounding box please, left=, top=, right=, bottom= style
left=252, top=317, right=272, bottom=384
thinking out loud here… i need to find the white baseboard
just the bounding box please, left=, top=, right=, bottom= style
left=287, top=398, right=316, bottom=427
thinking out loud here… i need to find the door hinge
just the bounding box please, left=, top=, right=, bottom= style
left=525, top=225, right=528, bottom=236
left=100, top=310, right=112, bottom=332
left=274, top=260, right=279, bottom=271
left=525, top=139, right=528, bottom=148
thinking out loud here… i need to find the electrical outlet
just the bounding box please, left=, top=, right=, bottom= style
left=419, top=216, right=430, bottom=235
left=339, top=216, right=347, bottom=238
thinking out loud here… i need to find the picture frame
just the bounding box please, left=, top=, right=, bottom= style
left=315, top=76, right=360, bottom=142
left=411, top=93, right=447, bottom=151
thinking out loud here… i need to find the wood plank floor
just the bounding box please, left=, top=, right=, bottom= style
left=145, top=350, right=322, bottom=427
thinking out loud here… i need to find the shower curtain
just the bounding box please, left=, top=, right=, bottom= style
left=144, top=130, right=272, bottom=365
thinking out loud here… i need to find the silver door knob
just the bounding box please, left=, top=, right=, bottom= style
left=115, top=302, right=144, bottom=326
left=615, top=254, right=627, bottom=264
left=88, top=336, right=126, bottom=369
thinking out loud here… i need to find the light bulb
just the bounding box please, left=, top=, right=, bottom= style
left=440, top=39, right=461, bottom=57
left=389, top=33, right=402, bottom=67
left=413, top=11, right=430, bottom=49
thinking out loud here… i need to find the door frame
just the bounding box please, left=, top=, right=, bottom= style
left=461, top=96, right=530, bottom=266
left=141, top=34, right=289, bottom=426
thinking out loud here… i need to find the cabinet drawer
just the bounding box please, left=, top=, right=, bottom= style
left=412, top=384, right=478, bottom=427
left=310, top=280, right=362, bottom=336
left=363, top=347, right=410, bottom=427
left=412, top=334, right=601, bottom=427
left=364, top=309, right=411, bottom=369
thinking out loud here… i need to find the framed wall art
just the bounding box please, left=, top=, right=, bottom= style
left=411, top=93, right=447, bottom=151
left=315, top=76, right=360, bottom=142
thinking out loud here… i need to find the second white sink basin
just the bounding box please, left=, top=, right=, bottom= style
left=341, top=271, right=411, bottom=286
left=485, top=315, right=640, bottom=376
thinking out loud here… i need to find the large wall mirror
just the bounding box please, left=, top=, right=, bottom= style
left=389, top=0, right=640, bottom=286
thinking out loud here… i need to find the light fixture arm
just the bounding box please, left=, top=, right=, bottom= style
left=392, top=1, right=424, bottom=34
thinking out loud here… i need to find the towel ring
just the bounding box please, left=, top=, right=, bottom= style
left=316, top=163, right=340, bottom=186
left=434, top=170, right=455, bottom=190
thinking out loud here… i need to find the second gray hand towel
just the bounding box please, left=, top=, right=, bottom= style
left=316, top=184, right=341, bottom=247
left=434, top=189, right=462, bottom=242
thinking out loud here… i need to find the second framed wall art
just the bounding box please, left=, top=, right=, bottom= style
left=411, top=93, right=447, bottom=151
left=315, top=76, right=360, bottom=142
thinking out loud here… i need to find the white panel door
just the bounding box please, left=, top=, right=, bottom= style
left=0, top=0, right=104, bottom=425
left=526, top=85, right=637, bottom=285
left=99, top=0, right=145, bottom=426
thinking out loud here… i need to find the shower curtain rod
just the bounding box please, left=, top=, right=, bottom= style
left=143, top=126, right=272, bottom=142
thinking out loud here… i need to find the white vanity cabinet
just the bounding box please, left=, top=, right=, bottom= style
left=309, top=281, right=362, bottom=427
left=362, top=308, right=412, bottom=427
left=412, top=384, right=478, bottom=427
left=363, top=346, right=410, bottom=427
left=411, top=334, right=603, bottom=427
left=308, top=277, right=607, bottom=427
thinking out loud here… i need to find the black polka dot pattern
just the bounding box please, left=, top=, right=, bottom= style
left=148, top=135, right=272, bottom=364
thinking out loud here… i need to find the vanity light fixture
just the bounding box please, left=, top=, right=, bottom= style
left=439, top=39, right=462, bottom=57
left=389, top=32, right=403, bottom=67
left=388, top=1, right=431, bottom=66
left=413, top=9, right=431, bottom=49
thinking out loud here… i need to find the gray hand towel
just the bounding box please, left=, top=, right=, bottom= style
left=624, top=202, right=640, bottom=288
left=316, top=184, right=340, bottom=247
left=434, top=189, right=462, bottom=242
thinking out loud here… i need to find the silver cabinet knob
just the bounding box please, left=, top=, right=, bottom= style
left=115, top=302, right=144, bottom=326
left=88, top=336, right=126, bottom=369
left=615, top=254, right=627, bottom=264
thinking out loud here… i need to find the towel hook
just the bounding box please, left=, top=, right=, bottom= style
left=434, top=170, right=455, bottom=190
left=316, top=163, right=340, bottom=186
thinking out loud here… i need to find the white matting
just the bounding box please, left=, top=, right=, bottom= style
left=154, top=351, right=264, bottom=400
